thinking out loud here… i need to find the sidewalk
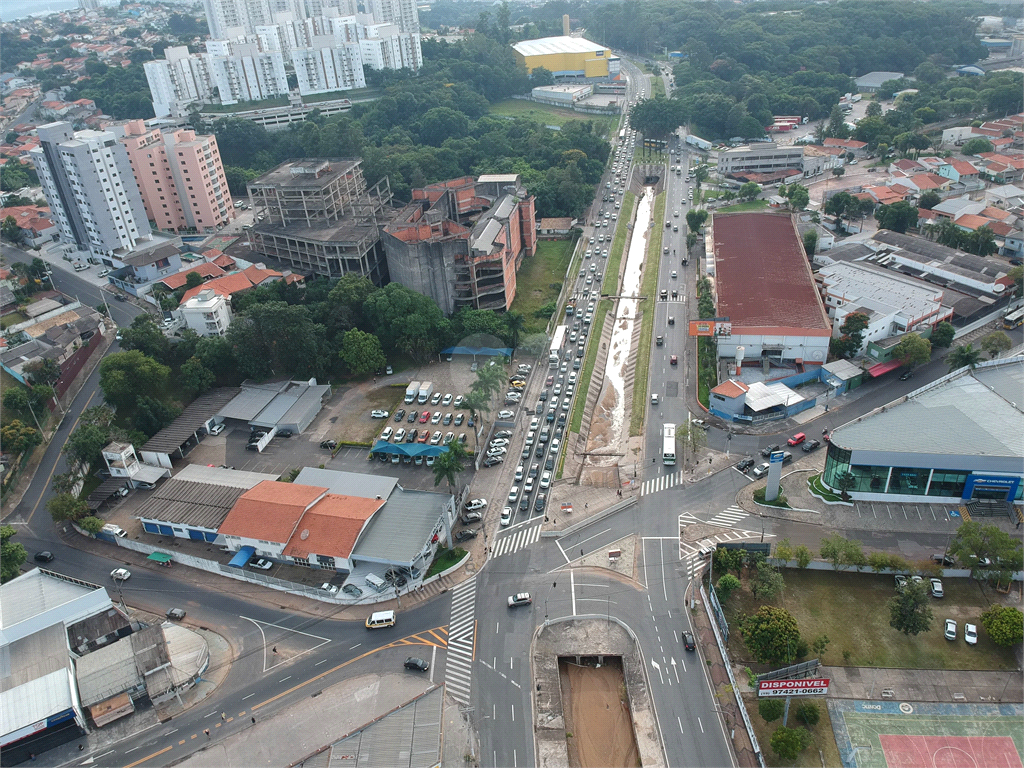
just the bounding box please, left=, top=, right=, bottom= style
left=689, top=585, right=759, bottom=768
left=822, top=666, right=1023, bottom=703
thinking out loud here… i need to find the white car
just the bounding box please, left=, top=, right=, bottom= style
left=394, top=428, right=406, bottom=442
left=515, top=465, right=525, bottom=481
left=454, top=395, right=465, bottom=408
left=321, top=582, right=339, bottom=595
left=944, top=618, right=957, bottom=641
left=431, top=411, right=442, bottom=424
left=380, top=427, right=394, bottom=441
left=487, top=447, right=507, bottom=458
left=490, top=438, right=510, bottom=448
left=442, top=393, right=453, bottom=406
left=964, top=623, right=978, bottom=645
left=208, top=423, right=225, bottom=436
left=464, top=499, right=487, bottom=511
left=524, top=477, right=534, bottom=493
left=501, top=506, right=513, bottom=526
left=498, top=410, right=515, bottom=420
left=250, top=558, right=273, bottom=570
left=110, top=568, right=131, bottom=581
left=540, top=471, right=551, bottom=489
left=930, top=578, right=944, bottom=598
left=508, top=486, right=520, bottom=502
left=370, top=409, right=389, bottom=419
left=752, top=462, right=770, bottom=478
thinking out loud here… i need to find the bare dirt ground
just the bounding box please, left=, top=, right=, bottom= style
left=323, top=381, right=406, bottom=444
left=560, top=660, right=640, bottom=768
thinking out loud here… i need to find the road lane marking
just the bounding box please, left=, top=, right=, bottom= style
left=678, top=717, right=684, bottom=733
left=570, top=570, right=577, bottom=616
left=242, top=692, right=255, bottom=699
left=698, top=717, right=704, bottom=733
left=122, top=745, right=172, bottom=768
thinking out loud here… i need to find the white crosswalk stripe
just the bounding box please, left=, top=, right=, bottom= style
left=677, top=512, right=775, bottom=577
left=492, top=521, right=542, bottom=558
left=639, top=470, right=686, bottom=497
left=445, top=576, right=477, bottom=705
left=706, top=505, right=748, bottom=528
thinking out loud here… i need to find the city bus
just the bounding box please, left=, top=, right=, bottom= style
left=1002, top=307, right=1024, bottom=329
left=663, top=423, right=676, bottom=465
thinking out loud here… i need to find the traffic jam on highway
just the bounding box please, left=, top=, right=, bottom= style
left=475, top=121, right=643, bottom=532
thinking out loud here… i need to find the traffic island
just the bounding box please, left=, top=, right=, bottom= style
left=533, top=617, right=665, bottom=768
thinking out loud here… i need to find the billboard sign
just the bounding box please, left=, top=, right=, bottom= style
left=688, top=318, right=732, bottom=338
left=758, top=678, right=830, bottom=697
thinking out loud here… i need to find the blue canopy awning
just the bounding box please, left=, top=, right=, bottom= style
left=371, top=441, right=450, bottom=457
left=227, top=545, right=255, bottom=568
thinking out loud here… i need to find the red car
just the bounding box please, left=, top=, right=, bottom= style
left=419, top=410, right=430, bottom=423
left=670, top=355, right=678, bottom=365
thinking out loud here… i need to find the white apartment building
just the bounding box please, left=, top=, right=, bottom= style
left=293, top=40, right=366, bottom=94
left=177, top=288, right=233, bottom=336
left=818, top=261, right=950, bottom=352
left=146, top=12, right=418, bottom=116
left=143, top=47, right=213, bottom=118
left=366, top=0, right=419, bottom=34
left=30, top=122, right=151, bottom=259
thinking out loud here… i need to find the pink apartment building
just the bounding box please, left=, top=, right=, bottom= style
left=115, top=120, right=234, bottom=235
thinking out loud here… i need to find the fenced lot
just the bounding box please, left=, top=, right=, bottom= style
left=510, top=239, right=574, bottom=334
left=723, top=570, right=1018, bottom=670
left=829, top=699, right=1024, bottom=768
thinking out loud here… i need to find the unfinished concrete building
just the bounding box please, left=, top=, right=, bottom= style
left=247, top=159, right=394, bottom=283
left=381, top=175, right=537, bottom=314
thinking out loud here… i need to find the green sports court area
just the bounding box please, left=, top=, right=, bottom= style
left=828, top=699, right=1024, bottom=768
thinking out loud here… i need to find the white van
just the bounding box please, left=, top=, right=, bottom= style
left=365, top=609, right=396, bottom=629
left=102, top=523, right=127, bottom=538
left=364, top=573, right=388, bottom=592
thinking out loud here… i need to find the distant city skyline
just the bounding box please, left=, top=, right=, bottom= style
left=1, top=0, right=80, bottom=22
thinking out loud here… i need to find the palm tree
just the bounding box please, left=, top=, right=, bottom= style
left=505, top=311, right=526, bottom=351
left=946, top=344, right=981, bottom=372
left=433, top=439, right=468, bottom=488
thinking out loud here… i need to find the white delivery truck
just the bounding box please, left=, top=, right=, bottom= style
left=417, top=381, right=433, bottom=404
left=405, top=381, right=421, bottom=404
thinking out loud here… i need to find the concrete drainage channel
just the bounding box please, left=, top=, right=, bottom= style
left=533, top=616, right=665, bottom=768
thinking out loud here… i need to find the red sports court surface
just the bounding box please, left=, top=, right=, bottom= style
left=880, top=735, right=1023, bottom=768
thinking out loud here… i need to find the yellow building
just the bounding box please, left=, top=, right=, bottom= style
left=512, top=36, right=613, bottom=80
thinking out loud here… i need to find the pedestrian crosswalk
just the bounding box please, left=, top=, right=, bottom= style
left=677, top=511, right=773, bottom=576
left=491, top=521, right=542, bottom=558
left=639, top=470, right=686, bottom=497
left=706, top=505, right=748, bottom=528
left=445, top=576, right=477, bottom=705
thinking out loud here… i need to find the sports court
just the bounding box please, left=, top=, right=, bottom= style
left=828, top=700, right=1024, bottom=768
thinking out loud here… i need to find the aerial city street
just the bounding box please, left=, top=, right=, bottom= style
left=1, top=1, right=1022, bottom=767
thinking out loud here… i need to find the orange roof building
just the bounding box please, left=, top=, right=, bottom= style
left=179, top=265, right=282, bottom=304
left=281, top=494, right=385, bottom=561
left=219, top=481, right=327, bottom=544
left=158, top=262, right=225, bottom=291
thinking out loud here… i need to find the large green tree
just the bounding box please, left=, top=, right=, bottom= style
left=740, top=606, right=801, bottom=665
left=226, top=301, right=329, bottom=380
left=46, top=493, right=88, bottom=523
left=340, top=328, right=387, bottom=375
left=433, top=439, right=468, bottom=489
left=892, top=333, right=931, bottom=370
left=99, top=350, right=171, bottom=411
left=979, top=605, right=1024, bottom=647
left=362, top=284, right=451, bottom=363
left=1, top=526, right=27, bottom=583
left=979, top=331, right=1012, bottom=360
left=930, top=322, right=955, bottom=348
left=0, top=420, right=41, bottom=455
left=887, top=579, right=933, bottom=636
left=876, top=201, right=918, bottom=233
left=948, top=521, right=1023, bottom=575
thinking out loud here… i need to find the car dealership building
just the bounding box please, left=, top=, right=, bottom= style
left=822, top=356, right=1024, bottom=507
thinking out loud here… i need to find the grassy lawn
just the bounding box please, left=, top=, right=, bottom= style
left=338, top=387, right=406, bottom=444
left=651, top=75, right=665, bottom=99
left=427, top=546, right=467, bottom=577
left=808, top=474, right=843, bottom=502
left=743, top=692, right=842, bottom=768
left=489, top=100, right=618, bottom=137
left=1, top=311, right=27, bottom=329
left=717, top=199, right=769, bottom=213
left=510, top=239, right=575, bottom=335
left=630, top=191, right=665, bottom=437
left=568, top=301, right=611, bottom=438
left=722, top=569, right=1018, bottom=670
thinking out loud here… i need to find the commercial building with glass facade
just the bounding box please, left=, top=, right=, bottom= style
left=822, top=357, right=1024, bottom=504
